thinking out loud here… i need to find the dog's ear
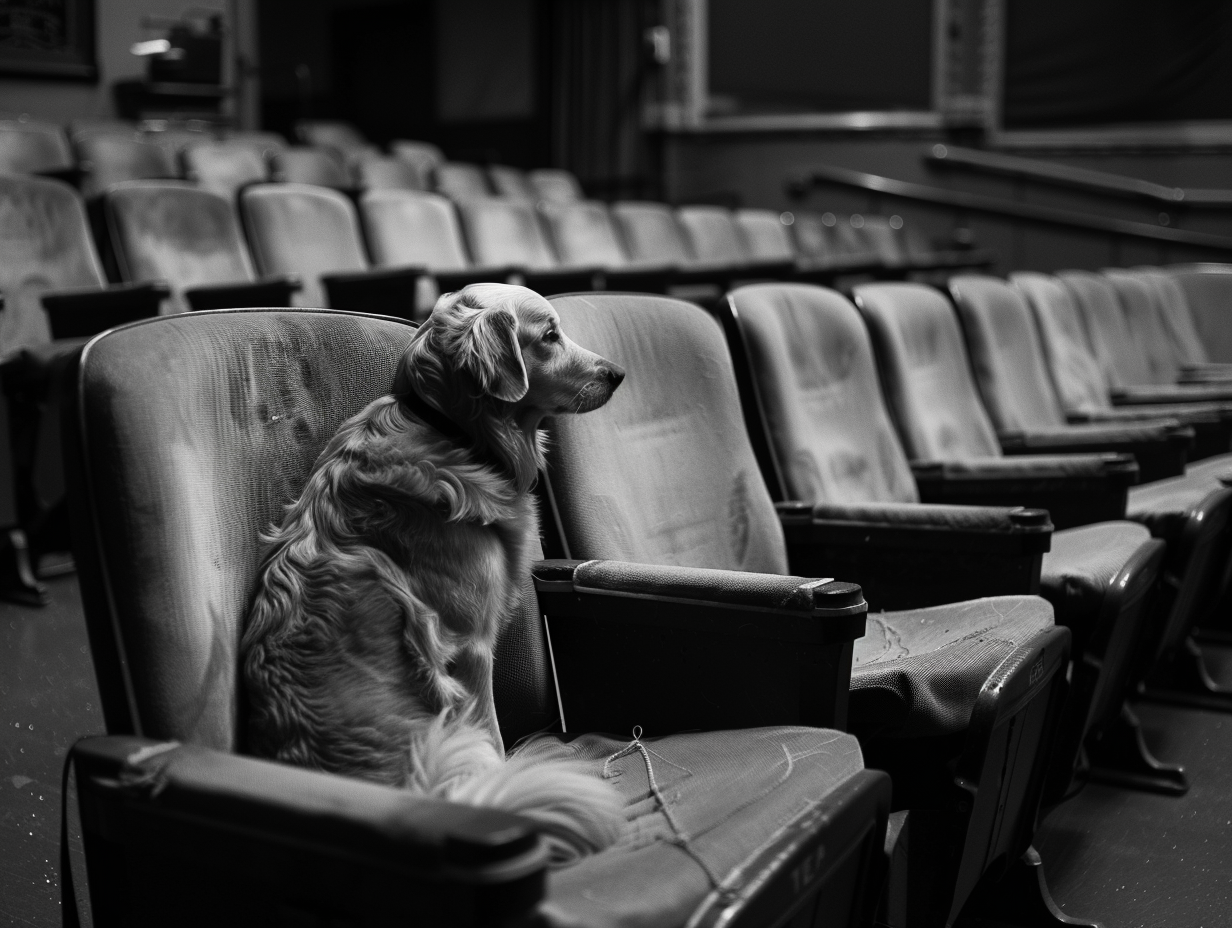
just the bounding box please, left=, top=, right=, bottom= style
left=461, top=308, right=529, bottom=403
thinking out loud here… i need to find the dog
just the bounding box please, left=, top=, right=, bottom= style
left=241, top=283, right=626, bottom=862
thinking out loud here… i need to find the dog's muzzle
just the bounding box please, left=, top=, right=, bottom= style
left=572, top=362, right=625, bottom=413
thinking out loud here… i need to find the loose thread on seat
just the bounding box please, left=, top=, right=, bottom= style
left=604, top=727, right=737, bottom=904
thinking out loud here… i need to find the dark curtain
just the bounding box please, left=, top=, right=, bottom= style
left=1004, top=0, right=1232, bottom=128
left=547, top=0, right=660, bottom=197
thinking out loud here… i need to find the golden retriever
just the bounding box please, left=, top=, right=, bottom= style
left=241, top=283, right=626, bottom=861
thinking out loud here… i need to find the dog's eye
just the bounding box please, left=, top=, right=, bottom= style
left=544, top=328, right=561, bottom=343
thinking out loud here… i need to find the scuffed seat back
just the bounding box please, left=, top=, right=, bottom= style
left=729, top=282, right=919, bottom=504
left=360, top=189, right=471, bottom=272
left=241, top=184, right=369, bottom=307
left=947, top=275, right=1070, bottom=432
left=67, top=309, right=558, bottom=748
left=547, top=293, right=789, bottom=574
left=105, top=181, right=257, bottom=313
left=183, top=142, right=269, bottom=197
left=0, top=175, right=107, bottom=356
left=0, top=119, right=74, bottom=175
left=76, top=133, right=178, bottom=197
left=456, top=198, right=557, bottom=271
left=853, top=282, right=1003, bottom=460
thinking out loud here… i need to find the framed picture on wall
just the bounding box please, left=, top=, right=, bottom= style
left=0, top=0, right=97, bottom=81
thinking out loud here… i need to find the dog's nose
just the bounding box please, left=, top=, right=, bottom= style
left=604, top=363, right=626, bottom=389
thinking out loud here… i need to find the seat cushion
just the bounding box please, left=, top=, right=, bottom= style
left=1127, top=458, right=1232, bottom=539
left=1040, top=521, right=1153, bottom=631
left=849, top=595, right=1054, bottom=738
left=538, top=726, right=865, bottom=928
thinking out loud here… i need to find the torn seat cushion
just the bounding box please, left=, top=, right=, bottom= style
left=848, top=595, right=1054, bottom=738
left=537, top=726, right=865, bottom=928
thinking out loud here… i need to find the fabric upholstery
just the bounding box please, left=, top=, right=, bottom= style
left=488, top=165, right=538, bottom=200
left=541, top=201, right=629, bottom=269
left=1010, top=271, right=1111, bottom=416
left=676, top=206, right=749, bottom=265
left=0, top=120, right=73, bottom=174
left=948, top=275, right=1069, bottom=432
left=851, top=596, right=1053, bottom=736
left=183, top=143, right=268, bottom=197
left=456, top=198, right=558, bottom=271
left=543, top=726, right=866, bottom=927
left=274, top=148, right=350, bottom=190
left=76, top=309, right=560, bottom=748
left=389, top=140, right=444, bottom=189
left=856, top=217, right=909, bottom=268
left=1166, top=267, right=1232, bottom=364
left=354, top=154, right=427, bottom=192
left=735, top=209, right=797, bottom=263
left=434, top=162, right=491, bottom=201
left=730, top=283, right=919, bottom=504
left=1058, top=270, right=1153, bottom=390
left=296, top=120, right=369, bottom=154
left=1134, top=268, right=1208, bottom=367
left=529, top=168, right=584, bottom=204
left=76, top=134, right=178, bottom=197
left=360, top=190, right=471, bottom=271
left=0, top=175, right=107, bottom=358
left=1040, top=521, right=1152, bottom=630
left=1127, top=460, right=1232, bottom=540
left=547, top=292, right=1057, bottom=740
left=791, top=213, right=837, bottom=264
left=1103, top=270, right=1180, bottom=385
left=610, top=202, right=694, bottom=267
left=853, top=282, right=1003, bottom=460
left=241, top=184, right=369, bottom=307
left=105, top=181, right=256, bottom=313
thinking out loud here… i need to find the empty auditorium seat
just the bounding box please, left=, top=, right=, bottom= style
left=103, top=181, right=299, bottom=312
left=487, top=164, right=537, bottom=200
left=0, top=119, right=74, bottom=178
left=789, top=212, right=885, bottom=279
left=240, top=183, right=421, bottom=317
left=1132, top=267, right=1232, bottom=383
left=1165, top=264, right=1232, bottom=366
left=75, top=133, right=179, bottom=197
left=272, top=146, right=352, bottom=190
left=354, top=153, right=428, bottom=191
left=543, top=290, right=1076, bottom=927
left=724, top=281, right=1173, bottom=797
left=359, top=189, right=517, bottom=310
left=433, top=161, right=492, bottom=201
left=144, top=127, right=216, bottom=158
left=539, top=200, right=673, bottom=292
left=295, top=119, right=372, bottom=158
left=677, top=205, right=796, bottom=281
left=0, top=175, right=166, bottom=591
left=609, top=201, right=736, bottom=293
left=222, top=129, right=288, bottom=153
left=389, top=139, right=444, bottom=188
left=856, top=280, right=1232, bottom=716
left=182, top=141, right=270, bottom=197
left=455, top=197, right=598, bottom=294
left=528, top=167, right=584, bottom=203
left=61, top=307, right=891, bottom=928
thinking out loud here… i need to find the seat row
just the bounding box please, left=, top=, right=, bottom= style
left=60, top=274, right=1232, bottom=926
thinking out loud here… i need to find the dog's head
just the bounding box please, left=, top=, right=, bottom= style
left=397, top=283, right=624, bottom=424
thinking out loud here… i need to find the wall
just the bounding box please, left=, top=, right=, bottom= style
left=0, top=0, right=259, bottom=126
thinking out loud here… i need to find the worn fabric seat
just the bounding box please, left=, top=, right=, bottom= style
left=273, top=147, right=352, bottom=189
left=63, top=308, right=889, bottom=928
left=0, top=119, right=74, bottom=176
left=74, top=132, right=178, bottom=197
left=389, top=139, right=444, bottom=188
left=182, top=141, right=270, bottom=197
left=529, top=168, right=584, bottom=203
left=434, top=161, right=492, bottom=201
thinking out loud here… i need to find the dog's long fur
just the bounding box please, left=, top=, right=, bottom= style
left=241, top=284, right=626, bottom=862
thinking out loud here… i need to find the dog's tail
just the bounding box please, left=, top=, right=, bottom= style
left=405, top=713, right=625, bottom=865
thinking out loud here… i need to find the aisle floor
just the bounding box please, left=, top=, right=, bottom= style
left=1, top=575, right=1230, bottom=927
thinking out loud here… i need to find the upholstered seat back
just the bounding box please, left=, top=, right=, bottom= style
left=1057, top=270, right=1153, bottom=390
left=70, top=309, right=557, bottom=750
left=296, top=120, right=369, bottom=155
left=1009, top=272, right=1111, bottom=415
left=1103, top=270, right=1179, bottom=385
left=456, top=198, right=557, bottom=271
left=546, top=293, right=789, bottom=574
left=853, top=282, right=1003, bottom=460
left=0, top=175, right=107, bottom=357
left=488, top=165, right=537, bottom=201
left=528, top=169, right=583, bottom=204
left=947, top=275, right=1069, bottom=432
left=355, top=155, right=428, bottom=192
left=434, top=162, right=492, bottom=201
left=106, top=181, right=256, bottom=313
left=1166, top=266, right=1232, bottom=364
left=273, top=148, right=350, bottom=190
left=0, top=120, right=74, bottom=174
left=1135, top=268, right=1208, bottom=367
left=183, top=143, right=269, bottom=197
left=360, top=190, right=471, bottom=272
left=730, top=283, right=920, bottom=505
left=76, top=134, right=178, bottom=197
left=610, top=201, right=694, bottom=267
left=676, top=206, right=750, bottom=265
left=540, top=201, right=628, bottom=268
left=389, top=140, right=444, bottom=189
left=241, top=184, right=369, bottom=307
left=856, top=217, right=909, bottom=268
left=734, top=210, right=797, bottom=263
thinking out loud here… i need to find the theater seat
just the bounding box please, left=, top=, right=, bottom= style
left=528, top=167, right=584, bottom=203
left=182, top=141, right=270, bottom=197
left=539, top=200, right=674, bottom=293
left=272, top=146, right=353, bottom=190
left=75, top=133, right=179, bottom=197
left=1165, top=264, right=1232, bottom=367
left=354, top=153, right=429, bottom=191
left=543, top=292, right=1077, bottom=927
left=434, top=161, right=492, bottom=201
left=1132, top=267, right=1232, bottom=383
left=857, top=280, right=1232, bottom=716
left=723, top=281, right=1174, bottom=796
left=789, top=212, right=885, bottom=280
left=240, top=183, right=421, bottom=318
left=677, top=205, right=796, bottom=281
left=103, top=181, right=299, bottom=312
left=0, top=119, right=75, bottom=179
left=389, top=139, right=444, bottom=189
left=456, top=197, right=599, bottom=294
left=60, top=307, right=890, bottom=928
left=488, top=164, right=538, bottom=200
